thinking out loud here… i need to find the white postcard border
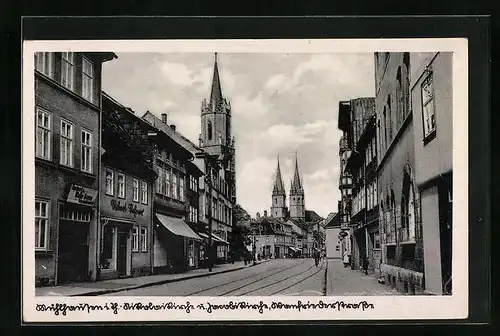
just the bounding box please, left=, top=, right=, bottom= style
left=22, top=38, right=468, bottom=322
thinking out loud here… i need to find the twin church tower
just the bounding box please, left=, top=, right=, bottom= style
left=271, top=154, right=306, bottom=221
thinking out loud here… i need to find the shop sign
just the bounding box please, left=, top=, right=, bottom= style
left=67, top=184, right=98, bottom=206
left=110, top=199, right=145, bottom=216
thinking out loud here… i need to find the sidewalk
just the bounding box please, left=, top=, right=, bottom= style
left=326, top=259, right=400, bottom=296
left=36, top=259, right=270, bottom=297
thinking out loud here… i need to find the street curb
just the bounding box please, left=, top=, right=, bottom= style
left=72, top=259, right=271, bottom=297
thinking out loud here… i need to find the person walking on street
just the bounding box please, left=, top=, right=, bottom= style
left=343, top=251, right=350, bottom=268
left=362, top=254, right=369, bottom=275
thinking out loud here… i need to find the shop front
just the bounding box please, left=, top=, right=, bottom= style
left=57, top=184, right=98, bottom=285
left=154, top=213, right=202, bottom=273
left=98, top=166, right=154, bottom=281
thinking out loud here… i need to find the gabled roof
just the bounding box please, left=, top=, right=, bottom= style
left=305, top=210, right=323, bottom=223
left=324, top=212, right=341, bottom=229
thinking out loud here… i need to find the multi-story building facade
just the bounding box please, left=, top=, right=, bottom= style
left=337, top=101, right=353, bottom=263
left=34, top=51, right=116, bottom=286
left=99, top=93, right=157, bottom=280
left=410, top=52, right=453, bottom=295
left=375, top=52, right=425, bottom=295
left=343, top=97, right=379, bottom=272
left=346, top=110, right=381, bottom=275
left=140, top=111, right=203, bottom=274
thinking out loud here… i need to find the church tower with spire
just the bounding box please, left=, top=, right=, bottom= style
left=271, top=155, right=287, bottom=219
left=289, top=152, right=305, bottom=220
left=200, top=53, right=236, bottom=202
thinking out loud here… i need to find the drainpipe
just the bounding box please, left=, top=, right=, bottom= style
left=96, top=88, right=103, bottom=282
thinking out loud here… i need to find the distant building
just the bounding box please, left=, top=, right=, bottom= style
left=198, top=53, right=236, bottom=260
left=34, top=51, right=116, bottom=286
left=337, top=100, right=354, bottom=261
left=410, top=52, right=453, bottom=295
left=324, top=213, right=341, bottom=259
left=289, top=153, right=306, bottom=220
left=344, top=97, right=382, bottom=275
left=271, top=155, right=287, bottom=220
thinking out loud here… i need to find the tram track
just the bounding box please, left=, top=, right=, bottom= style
left=223, top=259, right=325, bottom=296
left=187, top=259, right=308, bottom=296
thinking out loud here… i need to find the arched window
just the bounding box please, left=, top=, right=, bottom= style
left=403, top=52, right=411, bottom=115
left=396, top=66, right=403, bottom=126
left=383, top=108, right=388, bottom=151
left=402, top=165, right=416, bottom=241
left=207, top=121, right=213, bottom=141
left=387, top=95, right=392, bottom=140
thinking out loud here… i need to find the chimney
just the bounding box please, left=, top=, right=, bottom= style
left=264, top=210, right=268, bottom=217
left=256, top=212, right=260, bottom=219
left=170, top=125, right=176, bottom=131
left=161, top=113, right=167, bottom=124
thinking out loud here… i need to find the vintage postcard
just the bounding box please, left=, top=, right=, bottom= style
left=22, top=38, right=468, bottom=322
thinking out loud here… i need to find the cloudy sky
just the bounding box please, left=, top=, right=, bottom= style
left=102, top=52, right=375, bottom=218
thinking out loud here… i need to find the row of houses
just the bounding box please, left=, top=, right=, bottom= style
left=34, top=51, right=236, bottom=287
left=327, top=52, right=453, bottom=295
left=247, top=210, right=326, bottom=259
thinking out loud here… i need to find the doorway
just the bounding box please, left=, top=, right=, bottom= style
left=116, top=232, right=128, bottom=277
left=57, top=221, right=89, bottom=284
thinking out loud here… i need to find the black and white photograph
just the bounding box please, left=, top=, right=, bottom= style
left=23, top=38, right=469, bottom=322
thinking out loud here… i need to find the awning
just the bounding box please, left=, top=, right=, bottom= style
left=212, top=233, right=229, bottom=245
left=288, top=246, right=300, bottom=252
left=197, top=232, right=229, bottom=245
left=155, top=213, right=202, bottom=241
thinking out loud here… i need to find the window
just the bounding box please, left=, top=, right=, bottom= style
left=105, top=169, right=114, bottom=195
left=132, top=178, right=139, bottom=201
left=179, top=176, right=184, bottom=201
left=132, top=226, right=139, bottom=252
left=165, top=168, right=171, bottom=197
left=81, top=129, right=92, bottom=173
left=117, top=173, right=125, bottom=198
left=140, top=227, right=148, bottom=252
left=35, top=200, right=49, bottom=250
left=60, top=119, right=74, bottom=167
left=207, top=121, right=213, bottom=141
left=156, top=166, right=163, bottom=194
left=172, top=173, right=178, bottom=199
left=422, top=73, right=436, bottom=138
left=36, top=108, right=51, bottom=160
left=82, top=57, right=94, bottom=102
left=407, top=183, right=416, bottom=240
left=35, top=52, right=53, bottom=77
left=101, top=226, right=115, bottom=269
left=140, top=181, right=148, bottom=204
left=374, top=233, right=381, bottom=249
left=61, top=52, right=75, bottom=90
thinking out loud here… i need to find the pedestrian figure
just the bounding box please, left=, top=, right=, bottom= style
left=314, top=250, right=320, bottom=267
left=343, top=251, right=349, bottom=268
left=362, top=254, right=369, bottom=275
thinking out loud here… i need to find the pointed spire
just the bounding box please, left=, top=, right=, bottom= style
left=291, top=151, right=303, bottom=194
left=209, top=52, right=223, bottom=112
left=272, top=154, right=285, bottom=195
